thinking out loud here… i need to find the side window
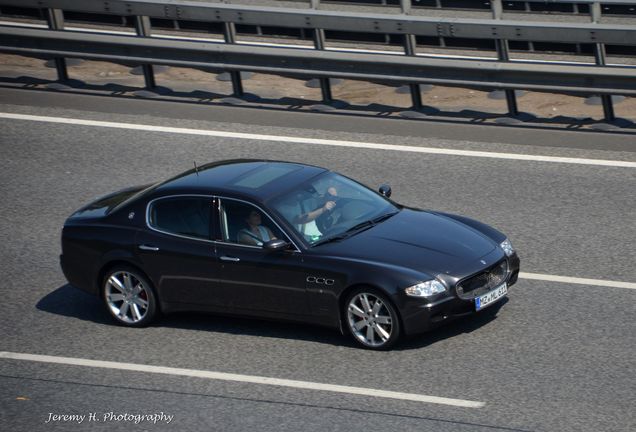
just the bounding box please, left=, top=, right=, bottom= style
left=148, top=197, right=211, bottom=240
left=218, top=199, right=285, bottom=247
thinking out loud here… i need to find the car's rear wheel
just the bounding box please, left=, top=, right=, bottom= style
left=344, top=288, right=401, bottom=350
left=102, top=266, right=157, bottom=327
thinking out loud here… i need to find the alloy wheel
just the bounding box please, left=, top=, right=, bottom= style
left=346, top=292, right=395, bottom=348
left=104, top=271, right=150, bottom=324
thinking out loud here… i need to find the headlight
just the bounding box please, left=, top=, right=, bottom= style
left=500, top=238, right=515, bottom=257
left=405, top=280, right=446, bottom=297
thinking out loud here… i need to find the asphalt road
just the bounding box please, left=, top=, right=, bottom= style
left=0, top=88, right=635, bottom=432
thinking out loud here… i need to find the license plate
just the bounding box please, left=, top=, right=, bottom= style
left=475, top=283, right=508, bottom=311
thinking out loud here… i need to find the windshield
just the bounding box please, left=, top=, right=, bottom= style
left=270, top=171, right=398, bottom=246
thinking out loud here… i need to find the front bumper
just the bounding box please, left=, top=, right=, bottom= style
left=399, top=254, right=520, bottom=335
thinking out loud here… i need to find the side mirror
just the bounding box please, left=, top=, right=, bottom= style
left=263, top=238, right=290, bottom=252
left=379, top=184, right=392, bottom=198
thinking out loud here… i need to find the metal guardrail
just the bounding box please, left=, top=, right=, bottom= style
left=292, top=0, right=636, bottom=6
left=3, top=26, right=635, bottom=93
left=3, top=0, right=634, bottom=44
left=0, top=0, right=635, bottom=121
left=288, top=0, right=636, bottom=14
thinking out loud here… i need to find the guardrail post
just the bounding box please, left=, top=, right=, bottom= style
left=400, top=0, right=411, bottom=15
left=591, top=2, right=615, bottom=122
left=491, top=0, right=519, bottom=117
left=401, top=0, right=422, bottom=110
left=134, top=16, right=156, bottom=89
left=404, top=35, right=423, bottom=110
left=45, top=8, right=68, bottom=81
left=223, top=22, right=244, bottom=97
left=310, top=1, right=332, bottom=103
left=313, top=29, right=332, bottom=102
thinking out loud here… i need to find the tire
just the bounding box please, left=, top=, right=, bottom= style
left=102, top=265, right=158, bottom=327
left=343, top=288, right=401, bottom=350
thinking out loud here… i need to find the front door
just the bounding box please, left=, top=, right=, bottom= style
left=215, top=198, right=309, bottom=318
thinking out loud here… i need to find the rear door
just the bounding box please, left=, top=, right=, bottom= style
left=136, top=195, right=228, bottom=310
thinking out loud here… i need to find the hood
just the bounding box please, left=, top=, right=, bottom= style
left=317, top=209, right=499, bottom=277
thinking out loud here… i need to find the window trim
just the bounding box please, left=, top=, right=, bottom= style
left=145, top=194, right=215, bottom=243
left=216, top=196, right=301, bottom=253
left=144, top=194, right=302, bottom=253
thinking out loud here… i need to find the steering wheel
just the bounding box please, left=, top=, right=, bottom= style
left=315, top=206, right=341, bottom=233
left=315, top=198, right=355, bottom=233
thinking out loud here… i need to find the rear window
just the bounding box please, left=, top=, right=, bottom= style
left=108, top=183, right=157, bottom=215
left=148, top=197, right=211, bottom=240
left=73, top=186, right=150, bottom=219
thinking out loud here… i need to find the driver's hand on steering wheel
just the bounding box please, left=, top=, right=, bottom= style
left=323, top=201, right=336, bottom=212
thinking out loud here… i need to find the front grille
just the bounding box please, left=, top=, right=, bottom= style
left=456, top=259, right=509, bottom=299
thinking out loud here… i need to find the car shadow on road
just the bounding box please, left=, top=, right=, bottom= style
left=36, top=284, right=114, bottom=325
left=38, top=284, right=506, bottom=350
left=36, top=284, right=351, bottom=347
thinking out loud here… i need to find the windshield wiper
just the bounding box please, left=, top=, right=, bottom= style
left=312, top=211, right=399, bottom=247
left=311, top=233, right=349, bottom=247
left=312, top=218, right=383, bottom=247
left=344, top=219, right=375, bottom=233
left=371, top=211, right=399, bottom=224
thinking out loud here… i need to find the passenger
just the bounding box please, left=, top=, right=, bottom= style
left=238, top=210, right=277, bottom=246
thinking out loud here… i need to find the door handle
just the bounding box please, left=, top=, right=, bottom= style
left=138, top=244, right=160, bottom=251
left=220, top=256, right=240, bottom=262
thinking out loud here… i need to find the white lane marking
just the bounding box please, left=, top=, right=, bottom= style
left=2, top=20, right=628, bottom=66
left=1, top=112, right=635, bottom=168
left=0, top=351, right=485, bottom=408
left=519, top=272, right=636, bottom=290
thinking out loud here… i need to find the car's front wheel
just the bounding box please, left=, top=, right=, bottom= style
left=344, top=288, right=401, bottom=350
left=102, top=266, right=158, bottom=327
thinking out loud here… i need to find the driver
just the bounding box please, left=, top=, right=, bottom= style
left=293, top=187, right=338, bottom=225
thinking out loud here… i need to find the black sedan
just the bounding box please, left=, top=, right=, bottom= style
left=61, top=160, right=520, bottom=350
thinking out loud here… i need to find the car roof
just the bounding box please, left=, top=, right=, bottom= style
left=150, top=159, right=327, bottom=203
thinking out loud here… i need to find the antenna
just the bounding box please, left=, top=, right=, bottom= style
left=193, top=161, right=199, bottom=176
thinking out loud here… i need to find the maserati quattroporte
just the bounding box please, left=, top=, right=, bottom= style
left=61, top=160, right=520, bottom=349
